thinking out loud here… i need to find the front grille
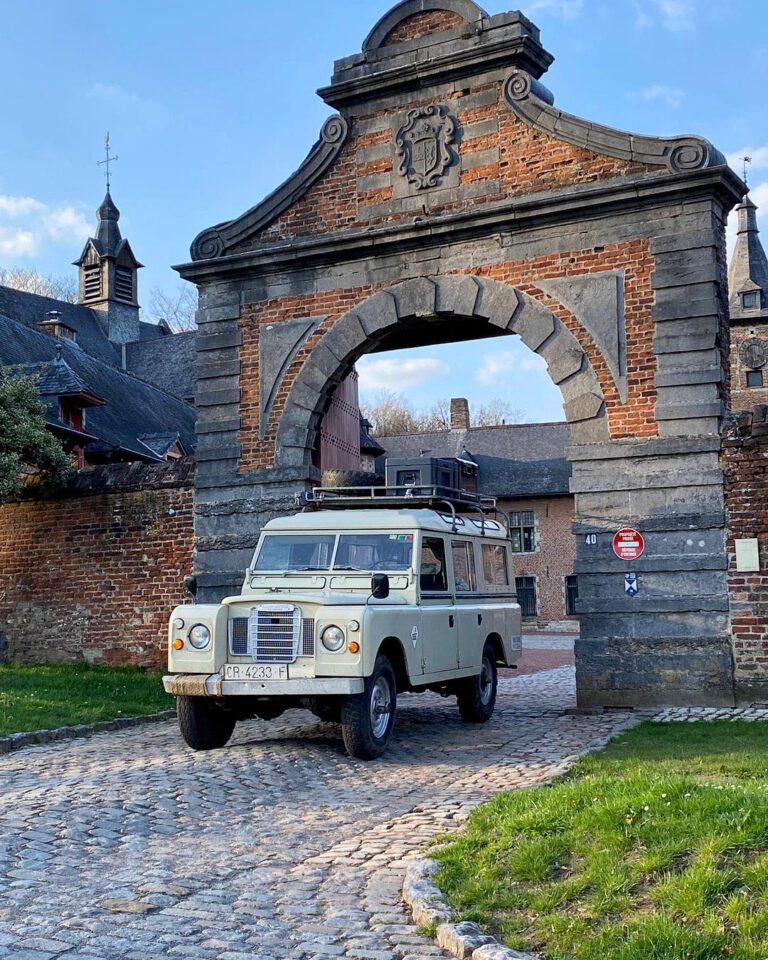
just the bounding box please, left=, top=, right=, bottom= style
left=230, top=617, right=248, bottom=656
left=229, top=610, right=315, bottom=660
left=302, top=618, right=315, bottom=657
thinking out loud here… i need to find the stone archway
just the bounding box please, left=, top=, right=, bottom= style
left=276, top=277, right=606, bottom=470
left=178, top=0, right=743, bottom=707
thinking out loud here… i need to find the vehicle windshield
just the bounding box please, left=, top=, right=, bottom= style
left=251, top=532, right=414, bottom=573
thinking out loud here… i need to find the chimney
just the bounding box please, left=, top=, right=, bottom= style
left=450, top=397, right=470, bottom=431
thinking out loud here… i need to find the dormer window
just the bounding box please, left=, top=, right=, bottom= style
left=38, top=312, right=77, bottom=342
left=742, top=292, right=760, bottom=310
left=60, top=399, right=85, bottom=432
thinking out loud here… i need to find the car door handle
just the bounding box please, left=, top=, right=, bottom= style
left=477, top=614, right=483, bottom=626
left=449, top=615, right=455, bottom=628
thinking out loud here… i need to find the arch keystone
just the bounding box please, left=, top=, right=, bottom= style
left=394, top=278, right=437, bottom=319
left=435, top=275, right=482, bottom=317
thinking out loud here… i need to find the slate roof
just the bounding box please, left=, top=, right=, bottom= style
left=138, top=432, right=187, bottom=458
left=377, top=421, right=572, bottom=498
left=0, top=285, right=121, bottom=365
left=0, top=313, right=196, bottom=461
left=125, top=331, right=197, bottom=401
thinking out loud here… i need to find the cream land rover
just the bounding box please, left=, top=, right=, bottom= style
left=164, top=487, right=523, bottom=759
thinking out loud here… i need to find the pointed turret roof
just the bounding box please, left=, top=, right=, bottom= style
left=729, top=192, right=768, bottom=321
left=73, top=190, right=143, bottom=267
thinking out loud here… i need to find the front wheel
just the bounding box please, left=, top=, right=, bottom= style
left=456, top=643, right=498, bottom=723
left=341, top=656, right=397, bottom=760
left=177, top=696, right=236, bottom=750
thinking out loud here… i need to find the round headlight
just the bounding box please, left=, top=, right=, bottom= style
left=348, top=620, right=360, bottom=633
left=188, top=624, right=211, bottom=650
left=173, top=617, right=185, bottom=630
left=321, top=625, right=345, bottom=652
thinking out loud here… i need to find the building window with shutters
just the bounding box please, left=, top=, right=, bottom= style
left=515, top=576, right=537, bottom=617
left=508, top=510, right=536, bottom=553
left=566, top=575, right=579, bottom=616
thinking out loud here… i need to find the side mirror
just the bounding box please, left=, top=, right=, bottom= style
left=183, top=574, right=198, bottom=599
left=371, top=573, right=390, bottom=600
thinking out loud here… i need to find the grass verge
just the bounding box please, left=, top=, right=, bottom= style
left=0, top=662, right=172, bottom=737
left=433, top=721, right=768, bottom=960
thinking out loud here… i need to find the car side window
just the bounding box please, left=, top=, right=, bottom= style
left=451, top=540, right=477, bottom=593
left=420, top=537, right=448, bottom=593
left=482, top=543, right=510, bottom=587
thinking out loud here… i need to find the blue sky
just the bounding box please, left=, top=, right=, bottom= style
left=1, top=0, right=766, bottom=422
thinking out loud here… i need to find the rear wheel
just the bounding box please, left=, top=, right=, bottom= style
left=177, top=696, right=236, bottom=750
left=457, top=642, right=498, bottom=723
left=341, top=656, right=396, bottom=760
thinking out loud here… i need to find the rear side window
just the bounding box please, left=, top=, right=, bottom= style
left=482, top=543, right=510, bottom=587
left=420, top=537, right=448, bottom=593
left=451, top=540, right=477, bottom=592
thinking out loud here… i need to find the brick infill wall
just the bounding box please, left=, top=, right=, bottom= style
left=0, top=460, right=194, bottom=669
left=239, top=239, right=656, bottom=470
left=723, top=411, right=768, bottom=701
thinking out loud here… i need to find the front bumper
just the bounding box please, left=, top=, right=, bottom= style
left=163, top=674, right=365, bottom=697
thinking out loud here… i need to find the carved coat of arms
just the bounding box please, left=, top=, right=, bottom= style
left=395, top=105, right=457, bottom=190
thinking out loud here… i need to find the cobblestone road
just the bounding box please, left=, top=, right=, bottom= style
left=0, top=668, right=637, bottom=960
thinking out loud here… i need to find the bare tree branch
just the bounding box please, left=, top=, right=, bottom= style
left=361, top=391, right=525, bottom=436
left=144, top=283, right=198, bottom=333
left=0, top=268, right=78, bottom=303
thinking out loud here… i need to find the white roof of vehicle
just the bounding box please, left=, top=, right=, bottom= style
left=263, top=509, right=509, bottom=540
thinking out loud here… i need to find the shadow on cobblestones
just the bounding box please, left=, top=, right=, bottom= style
left=0, top=668, right=637, bottom=960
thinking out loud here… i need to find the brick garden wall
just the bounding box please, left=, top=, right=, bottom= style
left=0, top=460, right=194, bottom=669
left=722, top=411, right=768, bottom=701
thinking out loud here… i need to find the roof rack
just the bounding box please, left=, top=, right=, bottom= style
left=297, top=484, right=502, bottom=535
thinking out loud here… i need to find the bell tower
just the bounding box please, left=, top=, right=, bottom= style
left=729, top=191, right=768, bottom=411
left=74, top=190, right=142, bottom=345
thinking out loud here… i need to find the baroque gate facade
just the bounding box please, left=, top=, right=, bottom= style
left=177, top=0, right=744, bottom=707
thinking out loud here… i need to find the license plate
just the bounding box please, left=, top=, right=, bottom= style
left=223, top=664, right=287, bottom=681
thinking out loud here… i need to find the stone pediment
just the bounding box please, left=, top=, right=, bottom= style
left=183, top=0, right=729, bottom=267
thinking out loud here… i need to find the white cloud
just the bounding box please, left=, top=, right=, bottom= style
left=0, top=194, right=92, bottom=261
left=43, top=205, right=91, bottom=243
left=634, top=0, right=696, bottom=31
left=0, top=226, right=38, bottom=257
left=526, top=0, right=583, bottom=19
left=0, top=195, right=46, bottom=218
left=639, top=85, right=686, bottom=108
left=357, top=356, right=450, bottom=392
left=725, top=146, right=768, bottom=179
left=475, top=347, right=550, bottom=386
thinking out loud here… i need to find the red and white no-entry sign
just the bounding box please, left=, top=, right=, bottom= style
left=613, top=528, right=645, bottom=561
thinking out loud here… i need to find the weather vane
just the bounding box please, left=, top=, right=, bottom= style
left=742, top=155, right=752, bottom=188
left=97, top=132, right=118, bottom=192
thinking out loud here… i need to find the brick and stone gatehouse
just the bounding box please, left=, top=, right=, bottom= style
left=176, top=0, right=744, bottom=708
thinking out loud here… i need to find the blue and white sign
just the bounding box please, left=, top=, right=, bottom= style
left=624, top=572, right=639, bottom=596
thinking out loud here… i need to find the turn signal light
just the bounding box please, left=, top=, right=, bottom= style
left=172, top=639, right=184, bottom=651
left=348, top=641, right=360, bottom=654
